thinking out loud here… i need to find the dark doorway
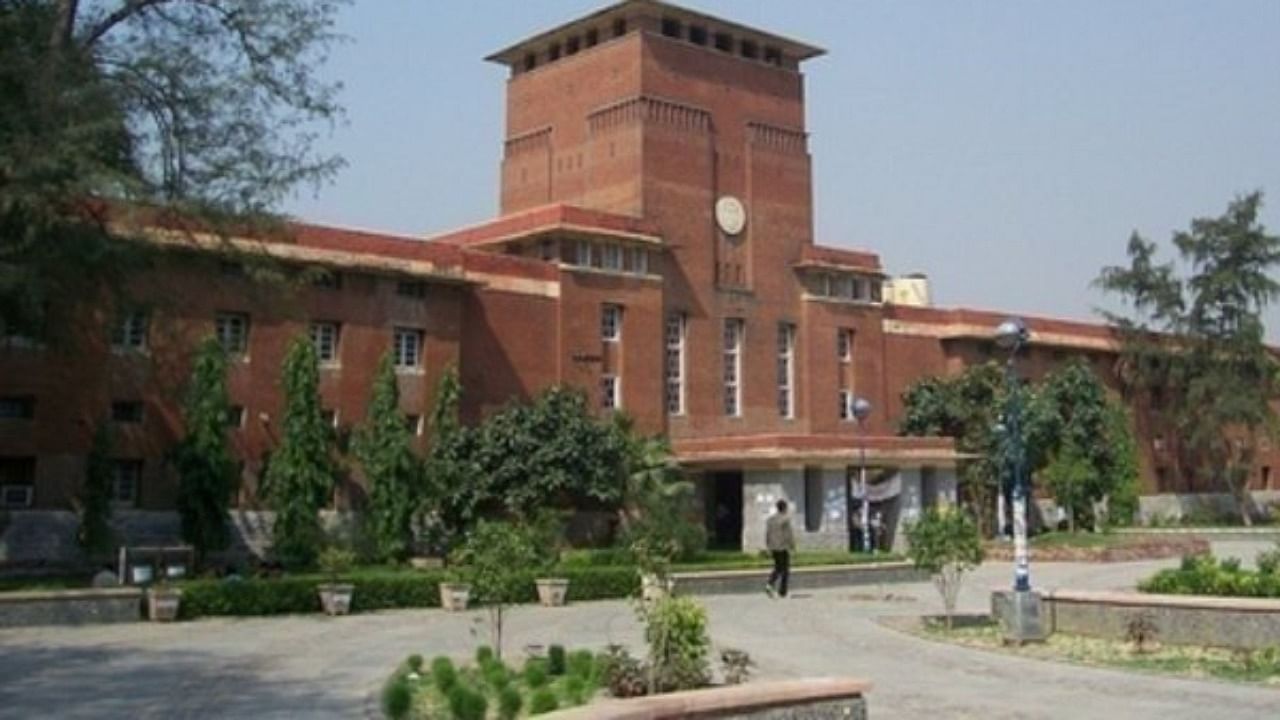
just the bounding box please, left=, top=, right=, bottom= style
left=706, top=471, right=743, bottom=551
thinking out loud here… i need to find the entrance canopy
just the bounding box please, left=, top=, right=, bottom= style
left=671, top=434, right=969, bottom=470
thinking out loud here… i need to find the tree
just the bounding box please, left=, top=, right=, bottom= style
left=906, top=506, right=984, bottom=629
left=172, top=336, right=236, bottom=565
left=353, top=352, right=423, bottom=562
left=424, top=365, right=473, bottom=549
left=77, top=422, right=114, bottom=555
left=264, top=335, right=335, bottom=567
left=619, top=434, right=706, bottom=566
left=450, top=520, right=541, bottom=661
left=1097, top=193, right=1280, bottom=524
left=0, top=0, right=346, bottom=339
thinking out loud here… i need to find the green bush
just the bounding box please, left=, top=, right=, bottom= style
left=528, top=688, right=559, bottom=716
left=446, top=684, right=488, bottom=720
left=567, top=649, right=595, bottom=680
left=905, top=507, right=984, bottom=628
left=475, top=645, right=495, bottom=666
left=497, top=686, right=523, bottom=720
left=564, top=675, right=588, bottom=706
left=381, top=677, right=412, bottom=720
left=482, top=659, right=510, bottom=690
left=1256, top=544, right=1280, bottom=575
left=1140, top=554, right=1280, bottom=598
left=642, top=595, right=711, bottom=691
left=524, top=657, right=549, bottom=688
left=432, top=656, right=458, bottom=694
left=548, top=644, right=566, bottom=676
left=407, top=654, right=423, bottom=673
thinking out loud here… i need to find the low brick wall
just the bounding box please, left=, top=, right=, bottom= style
left=0, top=587, right=143, bottom=628
left=1045, top=589, right=1280, bottom=650
left=545, top=678, right=870, bottom=720
left=673, top=562, right=924, bottom=596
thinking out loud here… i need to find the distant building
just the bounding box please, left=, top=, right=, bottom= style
left=1, top=0, right=1276, bottom=562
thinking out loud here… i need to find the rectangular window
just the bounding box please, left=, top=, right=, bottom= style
left=0, top=396, right=35, bottom=420
left=227, top=405, right=246, bottom=429
left=111, top=460, right=141, bottom=507
left=396, top=280, right=427, bottom=299
left=310, top=322, right=341, bottom=365
left=539, top=239, right=556, bottom=261
left=777, top=323, right=795, bottom=418
left=838, top=328, right=854, bottom=363
left=405, top=414, right=424, bottom=437
left=832, top=275, right=854, bottom=300
left=839, top=390, right=853, bottom=421
left=112, top=310, right=149, bottom=350
left=575, top=240, right=593, bottom=266
left=393, top=327, right=424, bottom=369
left=601, top=243, right=623, bottom=271
left=313, top=271, right=342, bottom=290
left=0, top=457, right=35, bottom=508
left=321, top=409, right=339, bottom=429
left=111, top=401, right=144, bottom=424
left=628, top=247, right=649, bottom=275
left=723, top=318, right=744, bottom=417
left=601, top=304, right=622, bottom=342
left=215, top=312, right=250, bottom=356
left=665, top=313, right=686, bottom=416
left=601, top=374, right=620, bottom=410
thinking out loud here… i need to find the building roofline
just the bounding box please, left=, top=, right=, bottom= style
left=485, top=0, right=825, bottom=67
left=427, top=203, right=662, bottom=248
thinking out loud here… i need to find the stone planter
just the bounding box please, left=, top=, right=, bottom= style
left=535, top=578, right=570, bottom=607
left=317, top=583, right=355, bottom=616
left=640, top=573, right=671, bottom=603
left=439, top=582, right=471, bottom=612
left=146, top=587, right=183, bottom=622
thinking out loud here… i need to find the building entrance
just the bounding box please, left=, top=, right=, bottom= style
left=706, top=471, right=744, bottom=551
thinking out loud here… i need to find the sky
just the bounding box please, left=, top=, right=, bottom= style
left=283, top=1, right=1280, bottom=341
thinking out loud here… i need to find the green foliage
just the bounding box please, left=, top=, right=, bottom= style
left=0, top=0, right=346, bottom=339
left=407, top=654, right=424, bottom=674
left=354, top=352, right=425, bottom=563
left=497, top=686, right=523, bottom=720
left=563, top=675, right=588, bottom=706
left=906, top=507, right=985, bottom=627
left=567, top=649, right=596, bottom=680
left=475, top=646, right=495, bottom=666
left=452, top=521, right=541, bottom=606
left=77, top=423, right=115, bottom=555
left=596, top=645, right=647, bottom=698
left=1097, top=193, right=1280, bottom=524
left=641, top=595, right=711, bottom=692
left=446, top=683, right=487, bottom=720
left=317, top=547, right=355, bottom=583
left=548, top=644, right=567, bottom=676
left=1257, top=544, right=1280, bottom=575
left=523, top=657, right=550, bottom=688
left=528, top=688, right=559, bottom=716
left=265, top=336, right=336, bottom=568
left=432, top=656, right=458, bottom=694
left=172, top=337, right=236, bottom=564
left=424, top=365, right=469, bottom=550
left=619, top=434, right=706, bottom=576
left=381, top=677, right=412, bottom=720
left=1141, top=554, right=1280, bottom=598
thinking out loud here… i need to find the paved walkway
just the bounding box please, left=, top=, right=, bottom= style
left=0, top=542, right=1275, bottom=719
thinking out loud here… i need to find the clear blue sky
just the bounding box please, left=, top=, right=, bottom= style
left=284, top=1, right=1280, bottom=340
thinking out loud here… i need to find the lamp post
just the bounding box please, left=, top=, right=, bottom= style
left=994, top=318, right=1031, bottom=592
left=852, top=397, right=872, bottom=553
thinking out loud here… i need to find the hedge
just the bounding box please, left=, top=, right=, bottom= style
left=1138, top=555, right=1280, bottom=599
left=178, top=566, right=640, bottom=619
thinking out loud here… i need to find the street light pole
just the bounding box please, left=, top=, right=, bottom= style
left=852, top=397, right=872, bottom=553
left=995, top=318, right=1031, bottom=593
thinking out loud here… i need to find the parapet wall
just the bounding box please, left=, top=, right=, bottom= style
left=545, top=678, right=869, bottom=720
left=1045, top=589, right=1280, bottom=650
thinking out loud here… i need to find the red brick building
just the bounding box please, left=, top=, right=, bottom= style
left=2, top=0, right=1276, bottom=559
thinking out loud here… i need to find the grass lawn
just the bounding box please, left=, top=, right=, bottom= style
left=1027, top=531, right=1130, bottom=549
left=909, top=618, right=1280, bottom=686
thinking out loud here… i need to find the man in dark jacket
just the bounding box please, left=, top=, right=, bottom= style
left=765, top=499, right=796, bottom=598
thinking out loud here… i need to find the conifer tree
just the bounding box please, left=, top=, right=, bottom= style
left=172, top=337, right=236, bottom=566
left=354, top=352, right=422, bottom=562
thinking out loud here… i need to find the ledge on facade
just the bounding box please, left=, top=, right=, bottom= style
left=672, top=434, right=968, bottom=468
left=794, top=244, right=884, bottom=274
left=881, top=304, right=1123, bottom=352
left=427, top=203, right=662, bottom=249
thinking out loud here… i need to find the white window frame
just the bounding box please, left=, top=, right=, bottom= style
left=601, top=243, right=623, bottom=271
left=310, top=322, right=341, bottom=366
left=601, top=373, right=620, bottom=411
left=629, top=247, right=649, bottom=275
left=777, top=323, right=795, bottom=419
left=838, top=328, right=854, bottom=364
left=839, top=389, right=853, bottom=421
left=393, top=327, right=425, bottom=370
left=405, top=414, right=425, bottom=437
left=576, top=240, right=593, bottom=266
left=112, top=310, right=149, bottom=351
left=665, top=312, right=686, bottom=416
left=215, top=312, right=250, bottom=357
left=723, top=318, right=743, bottom=417
left=601, top=304, right=623, bottom=343
left=1, top=484, right=33, bottom=508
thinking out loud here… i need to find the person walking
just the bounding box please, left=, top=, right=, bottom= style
left=765, top=499, right=796, bottom=598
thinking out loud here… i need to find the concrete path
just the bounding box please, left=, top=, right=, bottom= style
left=0, top=541, right=1274, bottom=719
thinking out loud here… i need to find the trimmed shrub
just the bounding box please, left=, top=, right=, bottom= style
left=548, top=644, right=567, bottom=676
left=567, top=649, right=595, bottom=680
left=481, top=659, right=510, bottom=690
left=497, top=686, right=523, bottom=720
left=381, top=677, right=411, bottom=720
left=643, top=595, right=711, bottom=692
left=523, top=657, right=550, bottom=688
left=564, top=675, right=588, bottom=706
left=446, top=684, right=488, bottom=720
left=432, top=656, right=458, bottom=694
left=475, top=645, right=495, bottom=666
left=407, top=654, right=424, bottom=673
left=1140, top=554, right=1280, bottom=598
left=528, top=688, right=559, bottom=716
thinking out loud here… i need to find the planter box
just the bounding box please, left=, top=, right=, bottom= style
left=439, top=582, right=471, bottom=612
left=146, top=588, right=182, bottom=622
left=535, top=578, right=569, bottom=607
left=0, top=587, right=144, bottom=628
left=317, top=583, right=355, bottom=616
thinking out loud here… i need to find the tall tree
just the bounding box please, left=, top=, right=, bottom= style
left=171, top=336, right=236, bottom=566
left=353, top=352, right=422, bottom=563
left=265, top=335, right=335, bottom=567
left=0, top=0, right=346, bottom=339
left=78, top=421, right=115, bottom=555
left=1097, top=193, right=1280, bottom=524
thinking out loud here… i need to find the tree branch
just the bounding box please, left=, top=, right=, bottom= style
left=82, top=0, right=174, bottom=49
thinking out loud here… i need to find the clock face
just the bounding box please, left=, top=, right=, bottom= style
left=715, top=196, right=746, bottom=236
